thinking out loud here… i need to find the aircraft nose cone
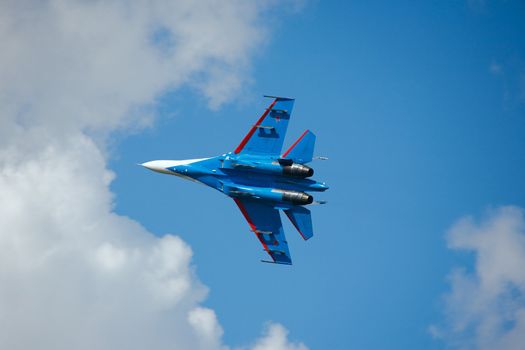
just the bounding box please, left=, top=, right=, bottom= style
left=141, top=161, right=157, bottom=171
left=141, top=161, right=171, bottom=174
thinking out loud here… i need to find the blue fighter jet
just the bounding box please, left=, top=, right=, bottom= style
left=141, top=96, right=328, bottom=265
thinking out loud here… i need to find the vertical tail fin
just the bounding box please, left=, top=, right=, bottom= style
left=284, top=206, right=313, bottom=240
left=281, top=130, right=316, bottom=164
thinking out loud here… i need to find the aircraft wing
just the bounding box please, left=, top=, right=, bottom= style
left=233, top=97, right=295, bottom=156
left=233, top=198, right=292, bottom=265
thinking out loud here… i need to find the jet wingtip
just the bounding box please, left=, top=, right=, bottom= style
left=263, top=94, right=295, bottom=101
left=261, top=259, right=293, bottom=265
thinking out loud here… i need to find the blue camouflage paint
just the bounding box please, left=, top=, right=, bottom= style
left=141, top=97, right=328, bottom=264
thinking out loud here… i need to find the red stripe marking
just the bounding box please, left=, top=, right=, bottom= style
left=233, top=198, right=269, bottom=251
left=233, top=99, right=277, bottom=154
left=284, top=210, right=307, bottom=240
left=282, top=129, right=309, bottom=158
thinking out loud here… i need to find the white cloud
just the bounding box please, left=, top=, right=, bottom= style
left=188, top=307, right=226, bottom=350
left=431, top=206, right=525, bottom=350
left=250, top=323, right=309, bottom=350
left=0, top=1, right=308, bottom=349
left=0, top=0, right=264, bottom=140
left=0, top=135, right=209, bottom=349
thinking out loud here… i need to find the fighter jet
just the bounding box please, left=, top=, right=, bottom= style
left=141, top=96, right=328, bottom=265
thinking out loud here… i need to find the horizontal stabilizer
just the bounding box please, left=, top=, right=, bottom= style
left=284, top=206, right=313, bottom=241
left=282, top=130, right=316, bottom=164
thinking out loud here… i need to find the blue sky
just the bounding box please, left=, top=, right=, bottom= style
left=1, top=1, right=523, bottom=349
left=108, top=1, right=525, bottom=349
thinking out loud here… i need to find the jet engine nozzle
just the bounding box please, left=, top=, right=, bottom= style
left=283, top=164, right=314, bottom=178
left=279, top=190, right=313, bottom=205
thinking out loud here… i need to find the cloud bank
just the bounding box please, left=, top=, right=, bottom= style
left=0, top=1, right=307, bottom=349
left=431, top=206, right=525, bottom=350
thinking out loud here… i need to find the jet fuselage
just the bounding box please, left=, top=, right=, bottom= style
left=142, top=152, right=328, bottom=209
